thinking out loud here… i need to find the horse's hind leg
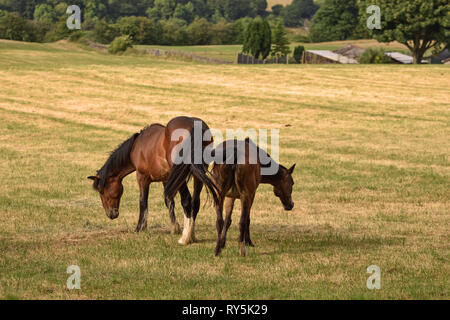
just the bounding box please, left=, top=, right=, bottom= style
left=239, top=194, right=255, bottom=257
left=178, top=182, right=194, bottom=245
left=190, top=177, right=203, bottom=241
left=163, top=186, right=181, bottom=235
left=219, top=197, right=235, bottom=249
left=192, top=177, right=203, bottom=221
left=136, top=173, right=150, bottom=232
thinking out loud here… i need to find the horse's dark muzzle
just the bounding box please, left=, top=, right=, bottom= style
left=108, top=209, right=119, bottom=220
left=284, top=202, right=294, bottom=211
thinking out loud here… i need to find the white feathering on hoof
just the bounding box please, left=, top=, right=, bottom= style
left=178, top=216, right=194, bottom=245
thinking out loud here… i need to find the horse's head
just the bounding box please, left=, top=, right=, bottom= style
left=88, top=175, right=123, bottom=219
left=273, top=164, right=295, bottom=211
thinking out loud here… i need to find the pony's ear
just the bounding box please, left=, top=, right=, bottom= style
left=87, top=176, right=98, bottom=181
left=288, top=164, right=296, bottom=174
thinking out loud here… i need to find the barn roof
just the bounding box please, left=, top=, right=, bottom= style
left=385, top=52, right=413, bottom=64
left=306, top=50, right=358, bottom=64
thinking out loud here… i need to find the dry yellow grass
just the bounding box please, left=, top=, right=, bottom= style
left=0, top=40, right=449, bottom=299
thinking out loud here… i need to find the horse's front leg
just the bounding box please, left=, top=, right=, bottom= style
left=136, top=173, right=150, bottom=232
left=214, top=197, right=225, bottom=256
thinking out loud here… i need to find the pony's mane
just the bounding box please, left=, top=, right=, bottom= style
left=94, top=132, right=140, bottom=190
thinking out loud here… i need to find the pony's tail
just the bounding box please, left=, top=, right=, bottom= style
left=164, top=127, right=219, bottom=206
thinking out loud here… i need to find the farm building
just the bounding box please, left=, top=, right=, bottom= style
left=333, top=44, right=366, bottom=61
left=303, top=50, right=358, bottom=64
left=429, top=48, right=450, bottom=64
left=385, top=52, right=414, bottom=64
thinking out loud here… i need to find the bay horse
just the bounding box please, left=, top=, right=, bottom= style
left=88, top=116, right=218, bottom=245
left=211, top=138, right=295, bottom=256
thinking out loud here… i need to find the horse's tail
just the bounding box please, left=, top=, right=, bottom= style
left=164, top=127, right=219, bottom=206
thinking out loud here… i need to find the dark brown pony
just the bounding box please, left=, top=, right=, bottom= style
left=88, top=116, right=218, bottom=245
left=211, top=138, right=295, bottom=256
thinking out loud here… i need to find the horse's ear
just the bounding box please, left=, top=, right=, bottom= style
left=288, top=164, right=296, bottom=174
left=87, top=176, right=98, bottom=181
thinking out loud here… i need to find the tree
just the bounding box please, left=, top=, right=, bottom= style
left=309, top=0, right=359, bottom=42
left=293, top=45, right=305, bottom=63
left=116, top=16, right=160, bottom=44
left=223, top=0, right=254, bottom=20
left=33, top=4, right=57, bottom=25
left=173, top=2, right=195, bottom=24
left=271, top=4, right=283, bottom=17
left=0, top=12, right=28, bottom=40
left=93, top=19, right=119, bottom=44
left=282, top=0, right=318, bottom=27
left=186, top=17, right=212, bottom=45
left=251, top=0, right=268, bottom=17
left=242, top=17, right=271, bottom=59
left=360, top=0, right=450, bottom=64
left=271, top=19, right=290, bottom=57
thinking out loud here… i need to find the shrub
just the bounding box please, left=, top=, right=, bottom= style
left=359, top=47, right=392, bottom=64
left=93, top=20, right=119, bottom=44
left=293, top=45, right=305, bottom=63
left=108, top=35, right=133, bottom=54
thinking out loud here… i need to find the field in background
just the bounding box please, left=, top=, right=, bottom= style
left=138, top=39, right=409, bottom=63
left=0, top=40, right=448, bottom=299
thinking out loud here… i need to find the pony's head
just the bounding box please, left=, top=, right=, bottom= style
left=273, top=164, right=295, bottom=211
left=88, top=174, right=123, bottom=220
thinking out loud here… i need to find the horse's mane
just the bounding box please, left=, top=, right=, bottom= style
left=94, top=132, right=140, bottom=191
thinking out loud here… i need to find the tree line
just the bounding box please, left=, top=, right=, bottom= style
left=0, top=0, right=448, bottom=63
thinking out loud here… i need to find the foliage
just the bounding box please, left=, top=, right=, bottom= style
left=108, top=35, right=133, bottom=54
left=359, top=0, right=450, bottom=64
left=281, top=0, right=318, bottom=27
left=309, top=0, right=359, bottom=42
left=271, top=4, right=283, bottom=17
left=242, top=17, right=271, bottom=59
left=358, top=47, right=392, bottom=64
left=93, top=19, right=119, bottom=44
left=116, top=16, right=161, bottom=44
left=293, top=45, right=305, bottom=63
left=271, top=19, right=290, bottom=57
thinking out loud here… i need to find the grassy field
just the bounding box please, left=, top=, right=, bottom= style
left=0, top=39, right=449, bottom=299
left=138, top=39, right=409, bottom=62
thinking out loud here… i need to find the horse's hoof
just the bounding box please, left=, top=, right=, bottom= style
left=214, top=246, right=221, bottom=256
left=178, top=237, right=192, bottom=245
left=247, top=240, right=255, bottom=247
left=171, top=223, right=181, bottom=235
left=239, top=242, right=246, bottom=257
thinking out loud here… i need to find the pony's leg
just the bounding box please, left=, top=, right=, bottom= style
left=136, top=173, right=150, bottom=232
left=245, top=214, right=254, bottom=247
left=239, top=194, right=255, bottom=257
left=178, top=182, right=194, bottom=245
left=219, top=197, right=235, bottom=249
left=214, top=196, right=225, bottom=256
left=163, top=182, right=181, bottom=235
